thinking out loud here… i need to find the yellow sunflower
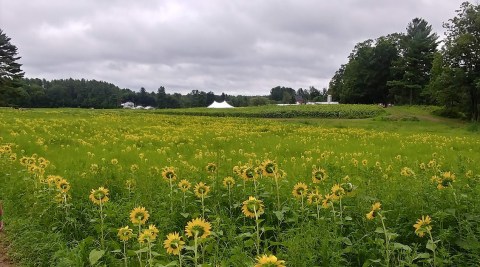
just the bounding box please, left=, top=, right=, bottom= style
left=206, top=162, right=217, bottom=173
left=366, top=202, right=381, bottom=220
left=413, top=215, right=432, bottom=237
left=254, top=254, right=286, bottom=267
left=331, top=184, right=345, bottom=200
left=138, top=228, right=157, bottom=244
left=260, top=159, right=277, bottom=177
left=292, top=182, right=308, bottom=198
left=129, top=206, right=150, bottom=225
left=241, top=165, right=257, bottom=181
left=185, top=218, right=212, bottom=239
left=117, top=226, right=133, bottom=241
left=178, top=179, right=192, bottom=192
left=130, top=164, right=139, bottom=173
left=148, top=224, right=159, bottom=239
left=312, top=168, right=327, bottom=183
left=89, top=187, right=109, bottom=205
left=436, top=171, right=456, bottom=189
left=233, top=165, right=242, bottom=176
left=125, top=179, right=136, bottom=190
left=163, top=232, right=185, bottom=255
left=322, top=193, right=334, bottom=208
left=242, top=196, right=265, bottom=218
left=54, top=192, right=71, bottom=203
left=194, top=182, right=210, bottom=198
left=342, top=182, right=354, bottom=192
left=162, top=166, right=177, bottom=181
left=222, top=176, right=235, bottom=189
left=56, top=178, right=71, bottom=193
left=307, top=190, right=323, bottom=205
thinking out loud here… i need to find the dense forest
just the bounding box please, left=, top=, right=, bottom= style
left=1, top=2, right=479, bottom=120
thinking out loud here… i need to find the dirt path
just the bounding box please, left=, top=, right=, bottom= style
left=0, top=232, right=15, bottom=267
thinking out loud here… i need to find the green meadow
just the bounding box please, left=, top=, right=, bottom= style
left=0, top=106, right=479, bottom=266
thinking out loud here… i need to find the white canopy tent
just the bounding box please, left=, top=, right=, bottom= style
left=207, top=101, right=234, bottom=108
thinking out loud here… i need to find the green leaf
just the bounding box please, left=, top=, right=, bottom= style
left=244, top=239, right=255, bottom=247
left=180, top=212, right=190, bottom=218
left=413, top=253, right=430, bottom=260
left=135, top=247, right=150, bottom=254
left=374, top=227, right=385, bottom=234
left=89, top=249, right=105, bottom=266
left=342, top=237, right=352, bottom=246
left=273, top=211, right=284, bottom=221
left=426, top=239, right=437, bottom=252
left=236, top=232, right=252, bottom=239
left=164, top=261, right=178, bottom=267
left=392, top=242, right=411, bottom=251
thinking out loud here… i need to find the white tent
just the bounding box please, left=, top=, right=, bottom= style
left=207, top=101, right=234, bottom=108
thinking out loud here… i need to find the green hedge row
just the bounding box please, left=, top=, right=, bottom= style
left=152, top=104, right=386, bottom=119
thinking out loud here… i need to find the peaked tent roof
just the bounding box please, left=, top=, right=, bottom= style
left=207, top=101, right=234, bottom=108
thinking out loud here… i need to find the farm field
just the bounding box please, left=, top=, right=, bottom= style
left=0, top=106, right=479, bottom=266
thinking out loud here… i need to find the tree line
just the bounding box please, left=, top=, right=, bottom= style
left=328, top=2, right=480, bottom=121
left=1, top=77, right=327, bottom=109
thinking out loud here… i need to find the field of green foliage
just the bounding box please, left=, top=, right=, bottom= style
left=153, top=104, right=386, bottom=119
left=0, top=106, right=479, bottom=267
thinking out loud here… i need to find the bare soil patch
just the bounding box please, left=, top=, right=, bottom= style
left=0, top=232, right=14, bottom=267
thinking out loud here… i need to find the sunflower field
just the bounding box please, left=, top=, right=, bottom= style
left=0, top=107, right=479, bottom=266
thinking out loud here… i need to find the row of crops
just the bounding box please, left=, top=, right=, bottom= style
left=152, top=104, right=386, bottom=119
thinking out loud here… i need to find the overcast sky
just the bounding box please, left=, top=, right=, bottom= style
left=0, top=0, right=466, bottom=95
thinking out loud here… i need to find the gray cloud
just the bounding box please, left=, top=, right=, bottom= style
left=0, top=0, right=465, bottom=95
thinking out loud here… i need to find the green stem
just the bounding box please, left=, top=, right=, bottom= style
left=254, top=206, right=260, bottom=255
left=137, top=244, right=143, bottom=267
left=182, top=191, right=186, bottom=212
left=228, top=186, right=232, bottom=217
left=450, top=183, right=459, bottom=205
left=194, top=233, right=198, bottom=267
left=169, top=178, right=173, bottom=213
left=275, top=174, right=280, bottom=210
left=123, top=241, right=128, bottom=267
left=99, top=201, right=105, bottom=249
left=178, top=251, right=182, bottom=267
left=138, top=225, right=143, bottom=267
left=331, top=201, right=336, bottom=224
left=379, top=213, right=390, bottom=267
left=201, top=194, right=205, bottom=218
left=428, top=229, right=436, bottom=267
left=148, top=241, right=153, bottom=267
left=339, top=198, right=343, bottom=232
